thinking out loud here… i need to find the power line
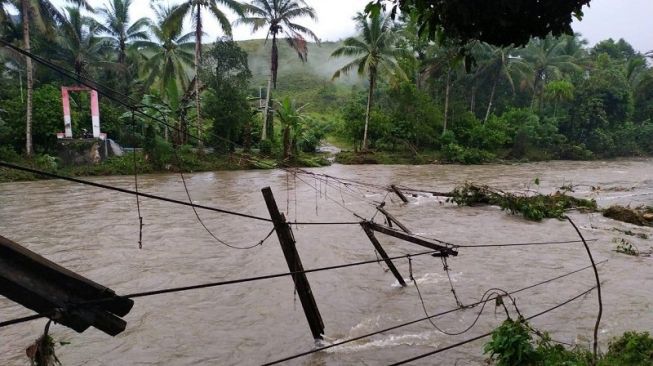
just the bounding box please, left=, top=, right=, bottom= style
left=260, top=260, right=606, bottom=365
left=454, top=239, right=599, bottom=248
left=0, top=161, right=272, bottom=223
left=0, top=249, right=443, bottom=329
left=388, top=286, right=597, bottom=365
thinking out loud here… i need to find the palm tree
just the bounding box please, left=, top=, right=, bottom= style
left=473, top=43, right=531, bottom=122
left=419, top=43, right=460, bottom=134
left=13, top=0, right=90, bottom=156
left=165, top=0, right=244, bottom=146
left=98, top=0, right=150, bottom=92
left=520, top=36, right=582, bottom=112
left=238, top=0, right=319, bottom=140
left=240, top=0, right=318, bottom=89
left=331, top=12, right=405, bottom=150
left=139, top=3, right=195, bottom=144
left=55, top=6, right=110, bottom=77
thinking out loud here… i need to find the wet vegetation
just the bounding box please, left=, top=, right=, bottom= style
left=446, top=183, right=598, bottom=221
left=486, top=319, right=653, bottom=366
left=2, top=0, right=653, bottom=364
left=1, top=1, right=653, bottom=178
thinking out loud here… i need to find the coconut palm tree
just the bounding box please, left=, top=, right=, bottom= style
left=12, top=0, right=90, bottom=156
left=98, top=0, right=150, bottom=67
left=472, top=43, right=532, bottom=122
left=520, top=36, right=582, bottom=112
left=54, top=6, right=110, bottom=77
left=418, top=42, right=461, bottom=134
left=165, top=0, right=245, bottom=146
left=239, top=0, right=318, bottom=89
left=139, top=3, right=195, bottom=143
left=331, top=12, right=405, bottom=150
left=238, top=0, right=319, bottom=140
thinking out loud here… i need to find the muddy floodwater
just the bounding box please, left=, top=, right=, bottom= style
left=1, top=159, right=653, bottom=365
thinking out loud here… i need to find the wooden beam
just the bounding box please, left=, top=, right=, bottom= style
left=0, top=235, right=133, bottom=336
left=376, top=206, right=411, bottom=234
left=365, top=222, right=458, bottom=257
left=262, top=187, right=325, bottom=340
left=391, top=185, right=409, bottom=203
left=361, top=223, right=406, bottom=287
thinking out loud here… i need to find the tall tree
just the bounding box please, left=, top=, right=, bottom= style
left=239, top=0, right=318, bottom=89
left=419, top=43, right=460, bottom=134
left=472, top=43, right=531, bottom=122
left=239, top=0, right=319, bottom=140
left=55, top=6, right=110, bottom=77
left=520, top=36, right=581, bottom=112
left=166, top=0, right=244, bottom=146
left=139, top=3, right=195, bottom=144
left=14, top=0, right=90, bottom=156
left=331, top=12, right=405, bottom=150
left=98, top=0, right=150, bottom=92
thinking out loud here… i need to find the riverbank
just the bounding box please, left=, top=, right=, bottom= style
left=0, top=150, right=331, bottom=183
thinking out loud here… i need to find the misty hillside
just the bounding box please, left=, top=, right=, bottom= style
left=237, top=39, right=362, bottom=88
left=235, top=39, right=362, bottom=112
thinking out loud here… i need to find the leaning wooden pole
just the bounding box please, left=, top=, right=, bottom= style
left=390, top=185, right=409, bottom=203
left=361, top=222, right=407, bottom=287
left=262, top=187, right=324, bottom=340
left=377, top=206, right=411, bottom=234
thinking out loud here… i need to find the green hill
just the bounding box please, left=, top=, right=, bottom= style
left=236, top=39, right=363, bottom=113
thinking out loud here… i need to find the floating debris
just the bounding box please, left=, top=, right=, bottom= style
left=603, top=206, right=653, bottom=227
left=447, top=183, right=598, bottom=221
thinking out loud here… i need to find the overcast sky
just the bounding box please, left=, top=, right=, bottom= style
left=50, top=0, right=652, bottom=52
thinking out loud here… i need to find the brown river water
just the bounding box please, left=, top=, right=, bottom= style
left=1, top=159, right=653, bottom=365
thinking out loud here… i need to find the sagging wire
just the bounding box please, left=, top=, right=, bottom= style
left=389, top=286, right=598, bottom=366
left=408, top=255, right=522, bottom=337
left=171, top=136, right=275, bottom=250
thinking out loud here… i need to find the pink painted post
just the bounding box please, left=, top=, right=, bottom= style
left=90, top=90, right=101, bottom=139
left=61, top=87, right=72, bottom=138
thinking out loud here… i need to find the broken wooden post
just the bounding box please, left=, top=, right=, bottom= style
left=262, top=187, right=324, bottom=340
left=0, top=235, right=133, bottom=336
left=376, top=206, right=411, bottom=234
left=361, top=222, right=407, bottom=287
left=391, top=184, right=409, bottom=203
left=366, top=221, right=458, bottom=257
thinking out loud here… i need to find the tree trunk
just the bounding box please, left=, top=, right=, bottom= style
left=484, top=76, right=498, bottom=123
left=443, top=69, right=451, bottom=135
left=363, top=72, right=376, bottom=151
left=262, top=75, right=272, bottom=140
left=22, top=0, right=33, bottom=157
left=271, top=33, right=278, bottom=89
left=194, top=6, right=203, bottom=148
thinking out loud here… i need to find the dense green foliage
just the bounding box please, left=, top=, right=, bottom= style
left=1, top=0, right=652, bottom=172
left=485, top=319, right=653, bottom=366
left=447, top=183, right=598, bottom=221
left=367, top=0, right=591, bottom=47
